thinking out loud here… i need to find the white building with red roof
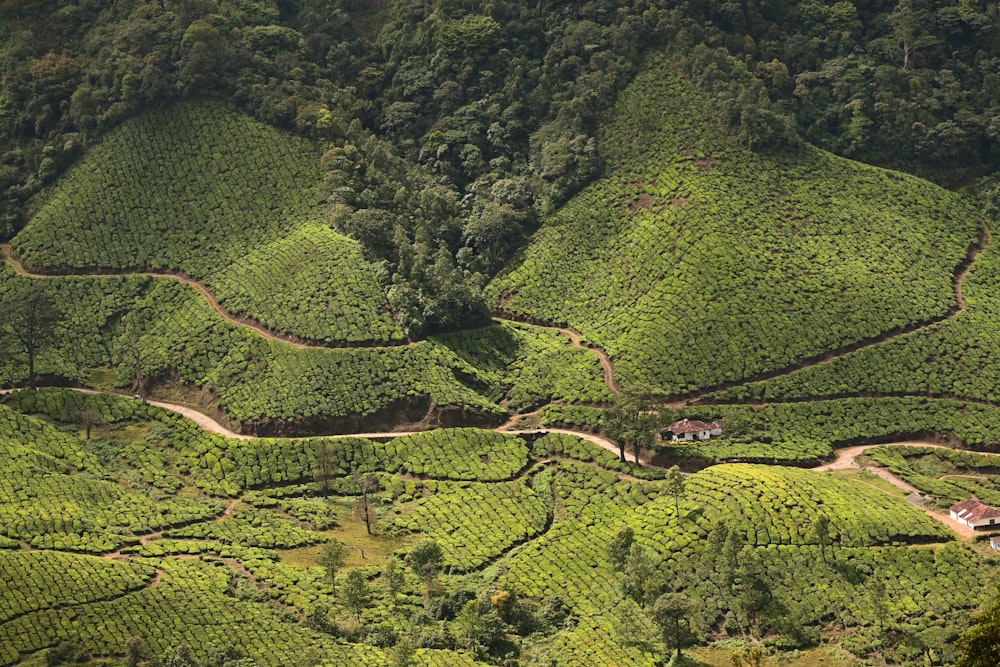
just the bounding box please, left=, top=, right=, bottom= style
left=949, top=498, right=1000, bottom=530
left=664, top=419, right=723, bottom=442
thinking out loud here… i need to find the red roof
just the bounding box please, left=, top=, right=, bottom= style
left=950, top=498, right=1000, bottom=523
left=667, top=419, right=722, bottom=435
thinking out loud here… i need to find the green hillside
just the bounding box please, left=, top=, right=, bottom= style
left=724, top=224, right=1000, bottom=404
left=9, top=102, right=406, bottom=346
left=487, top=61, right=982, bottom=397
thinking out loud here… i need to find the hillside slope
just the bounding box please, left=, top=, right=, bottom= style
left=487, top=59, right=982, bottom=397
left=10, top=102, right=405, bottom=346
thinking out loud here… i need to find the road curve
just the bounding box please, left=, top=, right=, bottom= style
left=0, top=386, right=629, bottom=459
left=811, top=440, right=987, bottom=538
left=1, top=243, right=411, bottom=351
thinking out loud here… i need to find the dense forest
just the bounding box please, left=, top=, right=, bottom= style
left=2, top=0, right=999, bottom=333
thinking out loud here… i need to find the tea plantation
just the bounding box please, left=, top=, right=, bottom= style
left=2, top=50, right=1000, bottom=667
left=0, top=390, right=995, bottom=665
left=8, top=102, right=403, bottom=347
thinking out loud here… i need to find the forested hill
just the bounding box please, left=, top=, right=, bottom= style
left=2, top=0, right=1000, bottom=331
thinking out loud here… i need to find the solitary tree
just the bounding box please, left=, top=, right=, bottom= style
left=651, top=592, right=693, bottom=663
left=381, top=556, right=406, bottom=608
left=117, top=307, right=154, bottom=403
left=342, top=569, right=372, bottom=622
left=407, top=539, right=444, bottom=592
left=317, top=540, right=347, bottom=597
left=664, top=466, right=686, bottom=519
left=608, top=526, right=635, bottom=571
left=315, top=442, right=338, bottom=498
left=869, top=573, right=889, bottom=636
left=814, top=515, right=831, bottom=563
left=124, top=637, right=144, bottom=667
left=622, top=543, right=658, bottom=606
left=80, top=404, right=102, bottom=440
left=390, top=636, right=417, bottom=667
left=1, top=282, right=62, bottom=390
left=353, top=471, right=380, bottom=535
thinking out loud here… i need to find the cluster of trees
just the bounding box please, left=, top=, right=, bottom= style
left=3, top=0, right=998, bottom=325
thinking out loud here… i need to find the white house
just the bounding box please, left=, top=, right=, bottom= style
left=949, top=498, right=1000, bottom=530
left=990, top=536, right=1000, bottom=551
left=665, top=419, right=723, bottom=442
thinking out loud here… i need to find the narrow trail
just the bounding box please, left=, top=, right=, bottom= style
left=1, top=243, right=411, bottom=351
left=559, top=326, right=621, bottom=395
left=492, top=317, right=621, bottom=396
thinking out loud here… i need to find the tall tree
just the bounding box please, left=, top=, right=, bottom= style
left=315, top=442, right=338, bottom=498
left=117, top=307, right=154, bottom=404
left=650, top=592, right=693, bottom=663
left=381, top=556, right=406, bottom=608
left=664, top=466, right=686, bottom=519
left=352, top=471, right=380, bottom=535
left=317, top=540, right=347, bottom=597
left=342, top=569, right=372, bottom=622
left=607, top=526, right=635, bottom=571
left=604, top=396, right=657, bottom=464
left=1, top=281, right=62, bottom=390
left=407, top=539, right=444, bottom=592
left=814, top=515, right=831, bottom=563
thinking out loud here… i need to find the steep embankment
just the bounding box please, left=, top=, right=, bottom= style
left=488, top=57, right=983, bottom=399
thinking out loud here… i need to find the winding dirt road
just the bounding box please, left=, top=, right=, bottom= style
left=811, top=440, right=984, bottom=538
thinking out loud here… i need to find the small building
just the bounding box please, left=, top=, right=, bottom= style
left=664, top=419, right=723, bottom=442
left=990, top=536, right=1000, bottom=550
left=949, top=498, right=1000, bottom=530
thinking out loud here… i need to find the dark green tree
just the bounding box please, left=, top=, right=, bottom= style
left=317, top=540, right=347, bottom=597
left=607, top=526, right=635, bottom=571
left=650, top=592, right=693, bottom=663
left=342, top=569, right=372, bottom=623
left=957, top=592, right=1000, bottom=667
left=1, top=281, right=62, bottom=391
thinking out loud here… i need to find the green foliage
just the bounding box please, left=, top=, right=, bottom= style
left=434, top=321, right=613, bottom=411
left=730, top=229, right=1000, bottom=407
left=392, top=480, right=548, bottom=570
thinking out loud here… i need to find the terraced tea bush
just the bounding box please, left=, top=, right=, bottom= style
left=392, top=480, right=548, bottom=569
left=708, top=397, right=1000, bottom=450
left=13, top=102, right=322, bottom=279
left=0, top=558, right=390, bottom=667
left=435, top=321, right=613, bottom=410
left=663, top=437, right=832, bottom=466
left=383, top=429, right=529, bottom=481
left=99, top=280, right=504, bottom=434
left=167, top=508, right=324, bottom=549
left=0, top=550, right=156, bottom=623
left=538, top=405, right=604, bottom=432
left=209, top=221, right=404, bottom=345
left=732, top=231, right=1000, bottom=406
left=486, top=61, right=980, bottom=397
left=656, top=464, right=952, bottom=547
